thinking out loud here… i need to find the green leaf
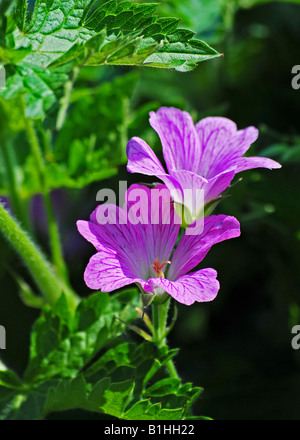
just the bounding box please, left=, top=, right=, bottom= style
left=24, top=290, right=140, bottom=385
left=144, top=36, right=220, bottom=72
left=41, top=350, right=197, bottom=420
left=1, top=63, right=70, bottom=119
left=15, top=0, right=28, bottom=32
left=43, top=374, right=90, bottom=415
left=83, top=341, right=155, bottom=379
left=49, top=29, right=107, bottom=68
left=0, top=392, right=45, bottom=420
left=143, top=375, right=203, bottom=418
left=95, top=378, right=135, bottom=417
left=12, top=0, right=219, bottom=70
left=0, top=361, right=26, bottom=420
left=0, top=291, right=207, bottom=420
left=0, top=45, right=32, bottom=64
left=0, top=0, right=220, bottom=119
left=123, top=399, right=184, bottom=420
left=42, top=374, right=185, bottom=420
left=0, top=368, right=24, bottom=391
left=144, top=377, right=182, bottom=396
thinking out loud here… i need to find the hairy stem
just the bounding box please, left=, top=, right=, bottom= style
left=152, top=298, right=180, bottom=379
left=0, top=202, right=61, bottom=305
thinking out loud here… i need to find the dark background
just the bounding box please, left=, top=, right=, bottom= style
left=1, top=0, right=300, bottom=420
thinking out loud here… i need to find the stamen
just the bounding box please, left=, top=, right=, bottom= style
left=151, top=257, right=171, bottom=278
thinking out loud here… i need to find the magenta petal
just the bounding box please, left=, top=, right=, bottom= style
left=195, top=117, right=259, bottom=178
left=77, top=184, right=180, bottom=292
left=84, top=250, right=148, bottom=292
left=120, top=184, right=180, bottom=267
left=160, top=169, right=235, bottom=222
left=126, top=136, right=166, bottom=176
left=204, top=170, right=236, bottom=202
left=169, top=215, right=240, bottom=280
left=157, top=171, right=207, bottom=223
left=149, top=107, right=201, bottom=174
left=78, top=202, right=148, bottom=280
left=134, top=185, right=180, bottom=270
left=77, top=220, right=107, bottom=252
left=232, top=156, right=282, bottom=173
left=148, top=268, right=220, bottom=305
left=78, top=215, right=145, bottom=280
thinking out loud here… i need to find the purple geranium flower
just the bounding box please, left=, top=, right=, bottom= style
left=77, top=184, right=240, bottom=306
left=127, top=107, right=281, bottom=222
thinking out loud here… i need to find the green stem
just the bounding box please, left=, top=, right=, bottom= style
left=152, top=298, right=180, bottom=379
left=0, top=140, right=28, bottom=228
left=0, top=202, right=61, bottom=305
left=56, top=66, right=79, bottom=131
left=120, top=96, right=130, bottom=163
left=152, top=300, right=169, bottom=346
left=24, top=114, right=68, bottom=282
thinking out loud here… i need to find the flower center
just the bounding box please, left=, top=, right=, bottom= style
left=151, top=257, right=171, bottom=278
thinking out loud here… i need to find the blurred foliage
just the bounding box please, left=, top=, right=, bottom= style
left=1, top=0, right=300, bottom=420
